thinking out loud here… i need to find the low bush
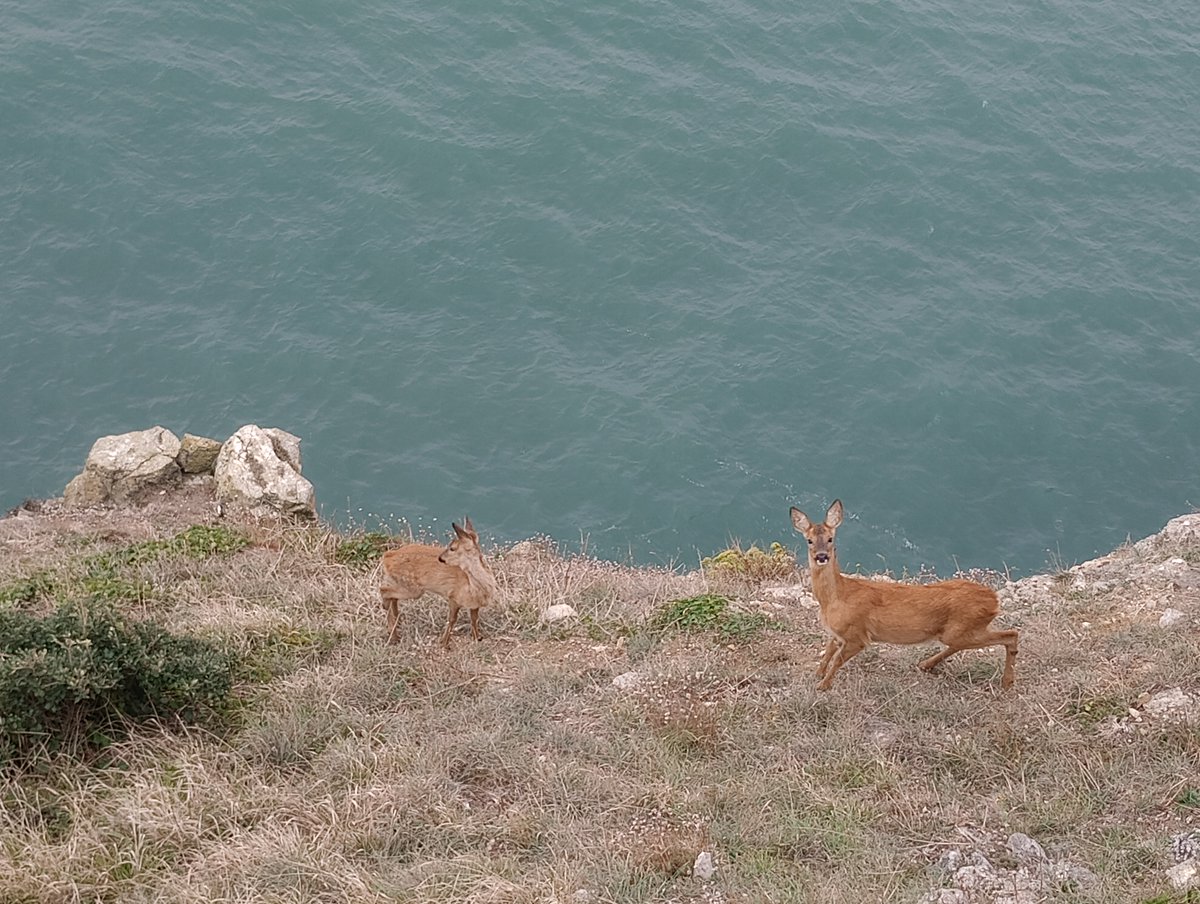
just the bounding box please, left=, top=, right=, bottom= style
left=0, top=600, right=236, bottom=762
left=701, top=541, right=796, bottom=583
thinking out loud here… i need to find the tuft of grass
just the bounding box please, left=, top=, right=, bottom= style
left=1065, top=690, right=1129, bottom=726
left=1177, top=788, right=1200, bottom=810
left=621, top=804, right=709, bottom=876
left=633, top=669, right=725, bottom=751
left=235, top=625, right=343, bottom=684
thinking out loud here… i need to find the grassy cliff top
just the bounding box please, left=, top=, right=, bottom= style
left=1, top=484, right=1198, bottom=903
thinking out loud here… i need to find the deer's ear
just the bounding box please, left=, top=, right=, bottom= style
left=452, top=522, right=466, bottom=538
left=463, top=516, right=475, bottom=536
left=826, top=499, right=844, bottom=529
left=790, top=507, right=811, bottom=533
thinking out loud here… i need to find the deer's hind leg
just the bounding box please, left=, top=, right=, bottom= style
left=920, top=628, right=1020, bottom=689
left=383, top=597, right=401, bottom=644
left=441, top=602, right=461, bottom=650
left=381, top=581, right=420, bottom=645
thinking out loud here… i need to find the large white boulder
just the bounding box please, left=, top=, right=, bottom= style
left=63, top=426, right=182, bottom=506
left=214, top=425, right=316, bottom=519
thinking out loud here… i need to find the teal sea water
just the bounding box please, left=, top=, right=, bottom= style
left=2, top=0, right=1198, bottom=576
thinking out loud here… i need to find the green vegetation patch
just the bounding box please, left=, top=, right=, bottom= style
left=1142, top=892, right=1200, bottom=904
left=82, top=524, right=248, bottom=575
left=333, top=532, right=390, bottom=570
left=1178, top=788, right=1200, bottom=810
left=15, top=524, right=252, bottom=606
left=0, top=571, right=56, bottom=608
left=169, top=524, right=250, bottom=558
left=653, top=594, right=775, bottom=643
left=0, top=600, right=238, bottom=762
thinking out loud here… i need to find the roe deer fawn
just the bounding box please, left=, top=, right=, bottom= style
left=379, top=517, right=498, bottom=649
left=790, top=500, right=1018, bottom=691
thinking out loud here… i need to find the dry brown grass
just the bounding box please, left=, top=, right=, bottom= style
left=1, top=498, right=1198, bottom=903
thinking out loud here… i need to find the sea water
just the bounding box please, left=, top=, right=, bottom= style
left=2, top=0, right=1198, bottom=576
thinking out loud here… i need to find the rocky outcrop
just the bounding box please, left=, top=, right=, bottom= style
left=62, top=425, right=315, bottom=519
left=213, top=425, right=316, bottom=519
left=924, top=833, right=1097, bottom=904
left=63, top=426, right=182, bottom=506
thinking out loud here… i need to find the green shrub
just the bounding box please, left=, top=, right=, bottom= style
left=655, top=594, right=733, bottom=631
left=701, top=542, right=796, bottom=582
left=0, top=600, right=236, bottom=762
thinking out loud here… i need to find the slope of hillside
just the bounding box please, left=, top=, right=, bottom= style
left=1, top=487, right=1197, bottom=903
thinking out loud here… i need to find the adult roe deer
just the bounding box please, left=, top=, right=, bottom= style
left=379, top=517, right=498, bottom=649
left=790, top=500, right=1018, bottom=691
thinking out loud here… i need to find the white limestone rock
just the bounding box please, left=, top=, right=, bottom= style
left=541, top=603, right=579, bottom=624
left=612, top=671, right=642, bottom=692
left=1167, top=860, right=1199, bottom=892
left=1143, top=687, right=1196, bottom=723
left=64, top=426, right=182, bottom=506
left=214, top=425, right=316, bottom=519
left=1160, top=607, right=1187, bottom=629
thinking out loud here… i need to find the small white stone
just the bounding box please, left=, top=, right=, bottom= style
left=541, top=603, right=578, bottom=623
left=1007, top=832, right=1047, bottom=865
left=937, top=849, right=963, bottom=873
left=1167, top=860, right=1199, bottom=891
left=612, top=671, right=642, bottom=691
left=692, top=850, right=715, bottom=880
left=1160, top=608, right=1187, bottom=628
left=1145, top=687, right=1196, bottom=720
